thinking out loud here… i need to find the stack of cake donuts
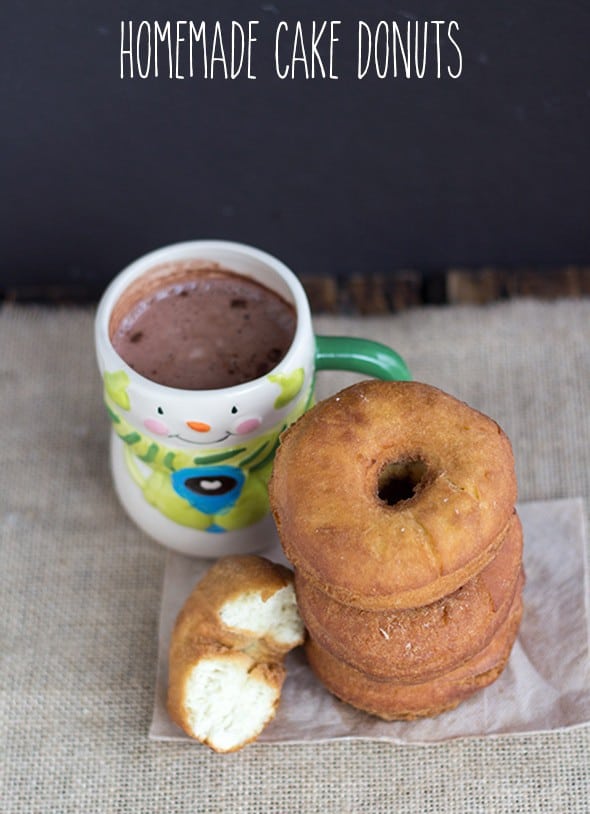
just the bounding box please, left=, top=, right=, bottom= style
left=269, top=380, right=523, bottom=720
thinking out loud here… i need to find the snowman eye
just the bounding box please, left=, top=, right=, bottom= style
left=157, top=406, right=164, bottom=415
left=231, top=405, right=238, bottom=414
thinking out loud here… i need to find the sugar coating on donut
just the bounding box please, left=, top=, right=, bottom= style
left=305, top=577, right=524, bottom=721
left=294, top=511, right=523, bottom=682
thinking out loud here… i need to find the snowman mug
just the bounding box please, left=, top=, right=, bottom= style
left=95, top=240, right=411, bottom=557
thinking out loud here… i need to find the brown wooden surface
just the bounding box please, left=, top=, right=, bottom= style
left=301, top=267, right=590, bottom=313
left=2, top=268, right=589, bottom=312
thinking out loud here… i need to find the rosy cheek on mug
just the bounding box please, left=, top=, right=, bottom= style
left=143, top=418, right=170, bottom=435
left=233, top=417, right=262, bottom=435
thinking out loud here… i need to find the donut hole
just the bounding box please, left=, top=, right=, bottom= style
left=377, top=458, right=429, bottom=507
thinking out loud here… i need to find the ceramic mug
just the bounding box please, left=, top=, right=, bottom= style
left=95, top=240, right=411, bottom=557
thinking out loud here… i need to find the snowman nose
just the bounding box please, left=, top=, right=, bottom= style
left=186, top=421, right=211, bottom=433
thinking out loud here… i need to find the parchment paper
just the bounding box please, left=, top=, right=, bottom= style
left=149, top=498, right=590, bottom=744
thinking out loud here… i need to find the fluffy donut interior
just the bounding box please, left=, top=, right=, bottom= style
left=218, top=584, right=305, bottom=648
left=377, top=457, right=432, bottom=507
left=183, top=654, right=279, bottom=753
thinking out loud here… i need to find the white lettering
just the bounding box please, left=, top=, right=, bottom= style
left=356, top=19, right=462, bottom=80
left=274, top=21, right=289, bottom=79
left=374, top=20, right=389, bottom=79
left=189, top=21, right=207, bottom=78
left=117, top=17, right=462, bottom=83
left=230, top=21, right=245, bottom=79
left=329, top=21, right=340, bottom=79
left=310, top=21, right=328, bottom=78
left=120, top=21, right=133, bottom=78
left=136, top=20, right=152, bottom=79
left=430, top=21, right=444, bottom=78
left=292, top=23, right=309, bottom=79
left=174, top=21, right=186, bottom=79
left=153, top=20, right=172, bottom=79
left=392, top=22, right=411, bottom=78
left=357, top=21, right=371, bottom=79
left=414, top=22, right=428, bottom=79
left=447, top=21, right=463, bottom=78
left=275, top=20, right=340, bottom=79
left=247, top=21, right=258, bottom=79
left=210, top=22, right=228, bottom=79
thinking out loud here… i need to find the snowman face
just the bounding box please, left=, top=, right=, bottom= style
left=141, top=398, right=265, bottom=448
left=104, top=367, right=308, bottom=451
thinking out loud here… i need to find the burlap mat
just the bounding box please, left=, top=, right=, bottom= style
left=1, top=299, right=589, bottom=813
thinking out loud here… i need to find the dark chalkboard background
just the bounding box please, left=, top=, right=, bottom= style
left=1, top=1, right=589, bottom=301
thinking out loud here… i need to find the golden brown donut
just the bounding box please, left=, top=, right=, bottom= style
left=305, top=576, right=523, bottom=721
left=295, top=512, right=523, bottom=682
left=269, top=380, right=517, bottom=610
left=169, top=555, right=305, bottom=661
left=167, top=639, right=286, bottom=753
left=167, top=555, right=305, bottom=752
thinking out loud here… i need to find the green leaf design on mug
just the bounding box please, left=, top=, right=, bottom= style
left=268, top=368, right=304, bottom=409
left=104, top=370, right=131, bottom=411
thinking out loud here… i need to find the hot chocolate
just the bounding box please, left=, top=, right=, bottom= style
left=110, top=262, right=296, bottom=390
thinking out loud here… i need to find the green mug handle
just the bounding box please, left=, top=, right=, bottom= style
left=315, top=336, right=411, bottom=381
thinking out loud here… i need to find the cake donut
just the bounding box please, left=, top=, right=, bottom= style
left=167, top=555, right=305, bottom=752
left=168, top=555, right=305, bottom=661
left=269, top=380, right=517, bottom=611
left=295, top=511, right=523, bottom=682
left=305, top=577, right=524, bottom=721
